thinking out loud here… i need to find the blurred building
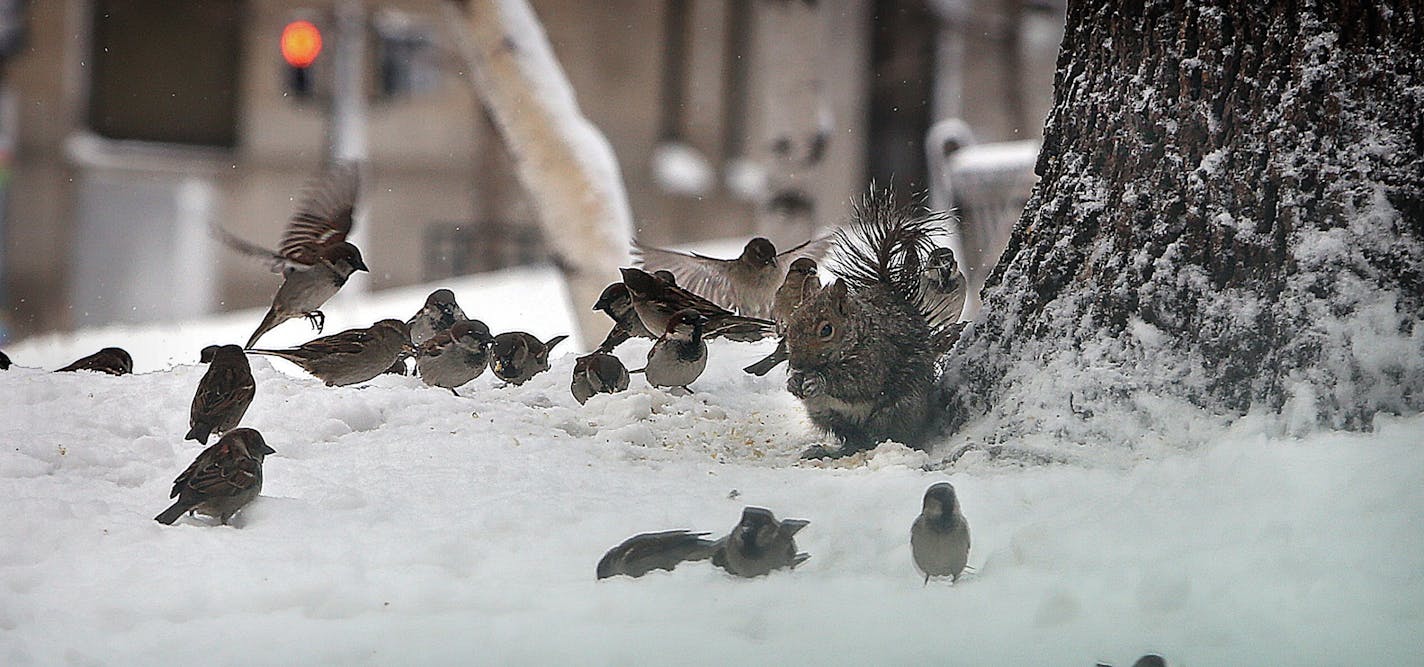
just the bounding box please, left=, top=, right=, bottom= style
left=0, top=0, right=1061, bottom=341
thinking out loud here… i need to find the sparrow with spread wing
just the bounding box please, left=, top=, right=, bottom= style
left=632, top=235, right=834, bottom=319
left=215, top=163, right=368, bottom=349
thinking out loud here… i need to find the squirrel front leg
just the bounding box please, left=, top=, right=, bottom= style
left=787, top=369, right=824, bottom=399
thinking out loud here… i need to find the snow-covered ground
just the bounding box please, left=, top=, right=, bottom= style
left=3, top=266, right=1422, bottom=665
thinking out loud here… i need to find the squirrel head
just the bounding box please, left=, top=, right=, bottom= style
left=785, top=278, right=856, bottom=369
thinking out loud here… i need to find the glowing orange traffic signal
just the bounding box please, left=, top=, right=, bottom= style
left=281, top=20, right=322, bottom=68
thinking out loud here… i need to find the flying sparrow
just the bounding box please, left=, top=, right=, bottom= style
left=214, top=162, right=369, bottom=348
left=633, top=235, right=834, bottom=318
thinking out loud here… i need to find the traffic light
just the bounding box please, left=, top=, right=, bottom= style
left=281, top=17, right=324, bottom=98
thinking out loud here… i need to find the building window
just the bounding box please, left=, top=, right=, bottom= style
left=87, top=0, right=244, bottom=148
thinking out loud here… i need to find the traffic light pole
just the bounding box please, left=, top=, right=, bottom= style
left=328, top=0, right=369, bottom=296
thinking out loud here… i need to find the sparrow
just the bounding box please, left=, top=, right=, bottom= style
left=619, top=267, right=775, bottom=343
left=596, top=530, right=721, bottom=579
left=710, top=507, right=811, bottom=578
left=57, top=347, right=133, bottom=375
left=592, top=282, right=656, bottom=353
left=489, top=331, right=569, bottom=386
left=637, top=309, right=708, bottom=392
left=214, top=162, right=368, bottom=349
left=742, top=257, right=820, bottom=376
left=186, top=344, right=256, bottom=445
left=247, top=319, right=414, bottom=387
left=571, top=351, right=630, bottom=404
left=920, top=246, right=968, bottom=330
left=408, top=288, right=468, bottom=345
left=154, top=427, right=276, bottom=526
left=910, top=482, right=971, bottom=583
left=415, top=319, right=494, bottom=395
left=633, top=235, right=835, bottom=318
left=0, top=350, right=10, bottom=370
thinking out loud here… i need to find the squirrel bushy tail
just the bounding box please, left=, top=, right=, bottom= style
left=831, top=189, right=959, bottom=357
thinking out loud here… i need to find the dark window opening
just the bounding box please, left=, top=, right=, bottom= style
left=87, top=0, right=244, bottom=147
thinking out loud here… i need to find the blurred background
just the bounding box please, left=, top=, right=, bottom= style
left=0, top=0, right=1062, bottom=344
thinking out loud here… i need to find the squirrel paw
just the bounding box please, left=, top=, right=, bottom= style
left=787, top=371, right=824, bottom=399
left=799, top=443, right=842, bottom=460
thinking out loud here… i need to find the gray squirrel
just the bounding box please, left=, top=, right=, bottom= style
left=783, top=190, right=960, bottom=455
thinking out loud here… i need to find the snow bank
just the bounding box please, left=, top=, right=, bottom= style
left=3, top=269, right=1422, bottom=665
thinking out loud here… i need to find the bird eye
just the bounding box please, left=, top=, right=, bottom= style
left=817, top=321, right=834, bottom=339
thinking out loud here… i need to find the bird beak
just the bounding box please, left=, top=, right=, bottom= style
left=353, top=257, right=370, bottom=272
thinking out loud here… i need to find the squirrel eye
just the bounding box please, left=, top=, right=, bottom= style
left=818, top=322, right=834, bottom=338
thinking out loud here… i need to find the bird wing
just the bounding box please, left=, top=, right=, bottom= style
left=278, top=162, right=360, bottom=266
left=210, top=225, right=292, bottom=273
left=194, top=364, right=256, bottom=417
left=775, top=232, right=837, bottom=263
left=632, top=240, right=740, bottom=310
left=182, top=448, right=262, bottom=499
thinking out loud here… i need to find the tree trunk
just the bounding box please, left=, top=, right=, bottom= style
left=944, top=1, right=1424, bottom=440
left=442, top=0, right=633, bottom=347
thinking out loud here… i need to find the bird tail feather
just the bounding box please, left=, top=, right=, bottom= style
left=154, top=500, right=189, bottom=525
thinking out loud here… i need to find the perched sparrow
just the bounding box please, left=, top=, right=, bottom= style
left=154, top=428, right=276, bottom=526
left=489, top=332, right=569, bottom=386
left=711, top=507, right=811, bottom=578
left=638, top=309, right=708, bottom=392
left=415, top=319, right=494, bottom=395
left=214, top=163, right=368, bottom=348
left=920, top=247, right=968, bottom=330
left=592, top=282, right=656, bottom=353
left=911, top=482, right=971, bottom=583
left=596, top=530, right=720, bottom=579
left=408, top=289, right=469, bottom=345
left=0, top=350, right=10, bottom=370
left=186, top=344, right=256, bottom=445
left=571, top=352, right=630, bottom=404
left=772, top=257, right=821, bottom=330
left=247, top=319, right=414, bottom=387
left=619, top=268, right=775, bottom=343
left=57, top=347, right=133, bottom=375
left=633, top=235, right=834, bottom=318
left=743, top=258, right=820, bottom=376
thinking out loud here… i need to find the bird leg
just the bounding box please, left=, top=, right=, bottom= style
left=449, top=388, right=461, bottom=397
left=304, top=310, right=326, bottom=333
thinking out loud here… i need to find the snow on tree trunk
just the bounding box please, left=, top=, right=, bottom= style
left=443, top=0, right=633, bottom=346
left=943, top=1, right=1424, bottom=442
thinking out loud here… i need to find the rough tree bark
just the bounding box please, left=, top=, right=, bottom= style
left=944, top=1, right=1424, bottom=441
left=442, top=0, right=633, bottom=346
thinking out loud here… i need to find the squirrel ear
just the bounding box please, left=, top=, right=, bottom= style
left=828, top=279, right=849, bottom=315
